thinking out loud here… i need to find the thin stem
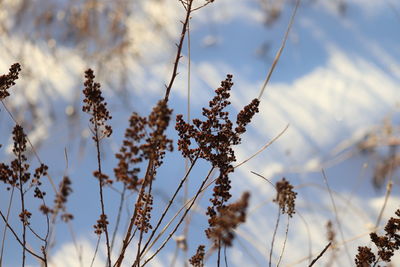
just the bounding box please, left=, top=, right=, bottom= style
left=90, top=236, right=101, bottom=267
left=94, top=125, right=112, bottom=267
left=111, top=185, right=126, bottom=253
left=0, top=211, right=45, bottom=262
left=17, top=148, right=27, bottom=267
left=277, top=215, right=290, bottom=267
left=114, top=158, right=154, bottom=267
left=0, top=187, right=14, bottom=266
left=182, top=15, right=192, bottom=267
left=224, top=245, right=228, bottom=267
left=234, top=124, right=289, bottom=169
left=164, top=0, right=194, bottom=102
left=321, top=169, right=352, bottom=265
left=269, top=209, right=281, bottom=267
left=217, top=239, right=221, bottom=267
left=141, top=167, right=215, bottom=266
left=138, top=156, right=199, bottom=259
left=134, top=178, right=155, bottom=267
left=258, top=0, right=301, bottom=100
left=67, top=221, right=83, bottom=267
left=308, top=242, right=331, bottom=267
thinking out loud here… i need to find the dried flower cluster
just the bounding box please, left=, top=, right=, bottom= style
left=355, top=246, right=376, bottom=267
left=0, top=125, right=47, bottom=193
left=37, top=175, right=73, bottom=223
left=206, top=192, right=250, bottom=247
left=19, top=209, right=32, bottom=226
left=0, top=63, right=21, bottom=100
left=189, top=245, right=205, bottom=267
left=355, top=209, right=400, bottom=266
left=134, top=193, right=153, bottom=233
left=94, top=214, right=109, bottom=235
left=55, top=176, right=74, bottom=222
left=82, top=68, right=112, bottom=140
left=175, top=75, right=259, bottom=244
left=274, top=178, right=297, bottom=217
left=114, top=99, right=173, bottom=190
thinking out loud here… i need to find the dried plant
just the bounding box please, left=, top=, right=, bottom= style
left=0, top=125, right=49, bottom=266
left=274, top=178, right=297, bottom=217
left=270, top=177, right=297, bottom=267
left=189, top=245, right=205, bottom=267
left=176, top=74, right=259, bottom=264
left=355, top=209, right=400, bottom=266
left=4, top=1, right=400, bottom=267
left=0, top=63, right=21, bottom=101
left=206, top=191, right=250, bottom=247
left=82, top=68, right=113, bottom=266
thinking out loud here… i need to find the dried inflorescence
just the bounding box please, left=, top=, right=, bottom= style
left=355, top=209, right=400, bottom=266
left=32, top=163, right=49, bottom=199
left=93, top=170, right=112, bottom=186
left=0, top=125, right=46, bottom=189
left=355, top=246, right=376, bottom=267
left=82, top=68, right=112, bottom=141
left=176, top=74, right=259, bottom=167
left=274, top=178, right=297, bottom=217
left=114, top=100, right=173, bottom=190
left=206, top=192, right=250, bottom=247
left=38, top=176, right=73, bottom=223
left=0, top=125, right=49, bottom=226
left=189, top=245, right=205, bottom=267
left=54, top=176, right=74, bottom=222
left=134, top=193, right=153, bottom=233
left=0, top=63, right=21, bottom=100
left=19, top=209, right=32, bottom=226
left=94, top=214, right=109, bottom=235
left=175, top=74, right=259, bottom=241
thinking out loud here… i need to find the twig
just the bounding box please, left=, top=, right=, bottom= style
left=114, top=158, right=155, bottom=267
left=277, top=215, right=290, bottom=267
left=17, top=144, right=27, bottom=267
left=0, top=187, right=14, bottom=266
left=234, top=124, right=289, bottom=169
left=182, top=14, right=192, bottom=266
left=0, top=211, right=45, bottom=262
left=137, top=156, right=199, bottom=260
left=164, top=0, right=194, bottom=102
left=308, top=242, right=331, bottom=267
left=90, top=236, right=101, bottom=267
left=134, top=178, right=155, bottom=266
left=141, top=167, right=215, bottom=266
left=94, top=124, right=112, bottom=267
left=111, top=185, right=126, bottom=253
left=224, top=245, right=228, bottom=267
left=269, top=209, right=281, bottom=267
